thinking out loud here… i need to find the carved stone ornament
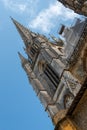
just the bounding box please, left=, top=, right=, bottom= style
left=64, top=92, right=74, bottom=109
left=38, top=60, right=47, bottom=73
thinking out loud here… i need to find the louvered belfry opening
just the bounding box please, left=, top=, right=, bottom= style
left=30, top=43, right=39, bottom=57
left=44, top=63, right=60, bottom=89
left=30, top=46, right=36, bottom=56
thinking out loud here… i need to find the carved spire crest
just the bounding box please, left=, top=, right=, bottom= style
left=11, top=17, right=33, bottom=47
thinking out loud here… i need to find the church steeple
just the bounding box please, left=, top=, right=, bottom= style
left=12, top=16, right=87, bottom=130
left=11, top=17, right=33, bottom=47
left=11, top=18, right=41, bottom=64
left=12, top=17, right=68, bottom=124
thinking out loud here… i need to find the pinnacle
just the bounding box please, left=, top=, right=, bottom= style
left=18, top=52, right=28, bottom=66
left=10, top=17, right=19, bottom=26
left=11, top=17, right=33, bottom=47
left=10, top=16, right=14, bottom=21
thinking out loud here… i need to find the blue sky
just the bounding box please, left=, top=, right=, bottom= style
left=0, top=0, right=81, bottom=130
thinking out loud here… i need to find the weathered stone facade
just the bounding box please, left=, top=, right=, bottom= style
left=12, top=17, right=87, bottom=130
left=58, top=0, right=87, bottom=16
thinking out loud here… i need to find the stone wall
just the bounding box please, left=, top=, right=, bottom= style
left=72, top=89, right=87, bottom=130
left=58, top=0, right=87, bottom=16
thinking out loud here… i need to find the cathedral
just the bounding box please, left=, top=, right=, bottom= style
left=11, top=2, right=87, bottom=130
left=58, top=0, right=87, bottom=16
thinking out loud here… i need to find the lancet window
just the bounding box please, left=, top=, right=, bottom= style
left=38, top=60, right=59, bottom=89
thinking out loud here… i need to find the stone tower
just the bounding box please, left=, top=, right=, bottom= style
left=11, top=18, right=87, bottom=130
left=58, top=0, right=87, bottom=16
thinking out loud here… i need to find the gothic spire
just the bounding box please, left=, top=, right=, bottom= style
left=18, top=52, right=29, bottom=66
left=11, top=17, right=33, bottom=47
left=18, top=52, right=32, bottom=79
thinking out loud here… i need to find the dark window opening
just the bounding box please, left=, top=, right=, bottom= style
left=28, top=56, right=32, bottom=64
left=33, top=44, right=39, bottom=51
left=30, top=43, right=39, bottom=57
left=44, top=64, right=59, bottom=89
left=30, top=47, right=36, bottom=56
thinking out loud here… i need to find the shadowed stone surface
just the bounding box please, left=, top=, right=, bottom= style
left=72, top=89, right=87, bottom=130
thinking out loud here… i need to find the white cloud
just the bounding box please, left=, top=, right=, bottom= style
left=29, top=1, right=79, bottom=33
left=2, top=0, right=80, bottom=34
left=2, top=0, right=26, bottom=13
left=1, top=0, right=39, bottom=14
